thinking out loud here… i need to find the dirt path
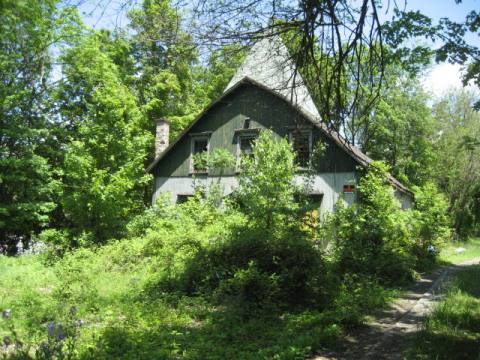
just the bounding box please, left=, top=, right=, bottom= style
left=314, top=258, right=480, bottom=360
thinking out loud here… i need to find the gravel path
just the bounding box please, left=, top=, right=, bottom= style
left=313, top=258, right=480, bottom=360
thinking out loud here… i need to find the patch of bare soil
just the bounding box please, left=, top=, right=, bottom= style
left=313, top=258, right=480, bottom=360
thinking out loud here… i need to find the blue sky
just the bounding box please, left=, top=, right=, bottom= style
left=405, top=0, right=480, bottom=47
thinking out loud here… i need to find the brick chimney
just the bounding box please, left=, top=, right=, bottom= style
left=155, top=118, right=170, bottom=158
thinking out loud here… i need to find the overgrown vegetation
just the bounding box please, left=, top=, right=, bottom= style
left=408, top=265, right=480, bottom=359
left=2, top=0, right=480, bottom=358
left=1, top=131, right=452, bottom=359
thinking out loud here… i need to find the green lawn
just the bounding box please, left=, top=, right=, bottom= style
left=440, top=237, right=480, bottom=264
left=408, top=264, right=480, bottom=359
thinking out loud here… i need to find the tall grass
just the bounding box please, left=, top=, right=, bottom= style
left=440, top=237, right=480, bottom=264
left=408, top=265, right=480, bottom=359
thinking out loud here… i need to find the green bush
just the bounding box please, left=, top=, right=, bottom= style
left=331, top=162, right=416, bottom=284
left=329, top=274, right=394, bottom=326
left=138, top=131, right=327, bottom=311
left=410, top=182, right=451, bottom=270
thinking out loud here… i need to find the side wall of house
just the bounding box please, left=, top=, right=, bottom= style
left=151, top=83, right=359, bottom=212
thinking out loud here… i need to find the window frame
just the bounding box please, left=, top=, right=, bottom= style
left=236, top=132, right=257, bottom=172
left=289, top=128, right=313, bottom=169
left=189, top=135, right=210, bottom=174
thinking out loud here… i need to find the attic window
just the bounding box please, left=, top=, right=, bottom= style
left=243, top=117, right=251, bottom=129
left=343, top=184, right=356, bottom=193
left=190, top=137, right=209, bottom=173
left=236, top=134, right=256, bottom=171
left=290, top=129, right=312, bottom=168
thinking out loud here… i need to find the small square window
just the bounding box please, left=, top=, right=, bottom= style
left=240, top=136, right=255, bottom=157
left=343, top=184, right=356, bottom=193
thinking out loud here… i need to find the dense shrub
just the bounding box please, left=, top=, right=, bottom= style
left=331, top=162, right=416, bottom=284
left=138, top=131, right=327, bottom=311
left=410, top=182, right=451, bottom=269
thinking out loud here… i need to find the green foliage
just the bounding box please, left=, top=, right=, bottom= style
left=330, top=274, right=396, bottom=326
left=57, top=33, right=153, bottom=244
left=128, top=0, right=205, bottom=138
left=410, top=183, right=451, bottom=269
left=432, top=90, right=480, bottom=236
left=193, top=44, right=246, bottom=103
left=361, top=76, right=436, bottom=186
left=235, top=130, right=300, bottom=229
left=409, top=265, right=480, bottom=359
left=331, top=162, right=415, bottom=284
left=330, top=162, right=453, bottom=280
left=0, top=0, right=78, bottom=254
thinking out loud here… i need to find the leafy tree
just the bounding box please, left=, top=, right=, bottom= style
left=360, top=75, right=436, bottom=186
left=57, top=33, right=152, bottom=244
left=192, top=44, right=246, bottom=104
left=0, top=0, right=78, bottom=254
left=331, top=162, right=415, bottom=284
left=128, top=0, right=204, bottom=138
left=431, top=90, right=480, bottom=235
left=235, top=130, right=299, bottom=229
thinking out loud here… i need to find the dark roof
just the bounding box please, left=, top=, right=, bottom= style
left=147, top=77, right=414, bottom=197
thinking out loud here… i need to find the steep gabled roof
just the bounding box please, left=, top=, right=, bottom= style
left=146, top=77, right=413, bottom=198
left=225, top=36, right=320, bottom=120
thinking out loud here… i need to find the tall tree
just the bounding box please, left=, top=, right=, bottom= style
left=57, top=33, right=152, bottom=243
left=359, top=75, right=436, bottom=187
left=431, top=90, right=480, bottom=235
left=0, top=0, right=78, bottom=254
left=128, top=0, right=204, bottom=138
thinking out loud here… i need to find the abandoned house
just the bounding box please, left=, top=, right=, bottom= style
left=146, top=36, right=414, bottom=212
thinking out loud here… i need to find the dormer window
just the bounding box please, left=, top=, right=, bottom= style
left=190, top=136, right=209, bottom=173
left=290, top=129, right=312, bottom=168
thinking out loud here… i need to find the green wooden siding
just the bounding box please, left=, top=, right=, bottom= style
left=153, top=83, right=357, bottom=177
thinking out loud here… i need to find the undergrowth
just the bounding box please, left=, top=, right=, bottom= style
left=408, top=265, right=480, bottom=359
left=0, top=131, right=452, bottom=359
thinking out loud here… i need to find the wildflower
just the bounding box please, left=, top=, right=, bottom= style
left=56, top=324, right=65, bottom=341
left=1, top=309, right=11, bottom=319
left=39, top=341, right=50, bottom=353
left=2, top=336, right=11, bottom=347
left=47, top=322, right=56, bottom=338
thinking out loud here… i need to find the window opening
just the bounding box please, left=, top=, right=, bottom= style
left=191, top=137, right=209, bottom=173
left=291, top=130, right=311, bottom=168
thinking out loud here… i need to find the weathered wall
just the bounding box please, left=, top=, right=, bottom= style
left=395, top=190, right=414, bottom=209
left=152, top=83, right=357, bottom=178
left=153, top=172, right=357, bottom=213
left=151, top=83, right=363, bottom=212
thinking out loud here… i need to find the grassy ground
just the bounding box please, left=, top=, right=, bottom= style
left=0, top=240, right=395, bottom=360
left=440, top=237, right=480, bottom=264
left=408, top=264, right=480, bottom=359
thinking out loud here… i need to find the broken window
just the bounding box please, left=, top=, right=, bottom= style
left=290, top=129, right=311, bottom=168
left=237, top=135, right=256, bottom=170
left=191, top=137, right=209, bottom=173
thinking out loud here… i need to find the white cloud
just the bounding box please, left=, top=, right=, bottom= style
left=422, top=63, right=478, bottom=98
